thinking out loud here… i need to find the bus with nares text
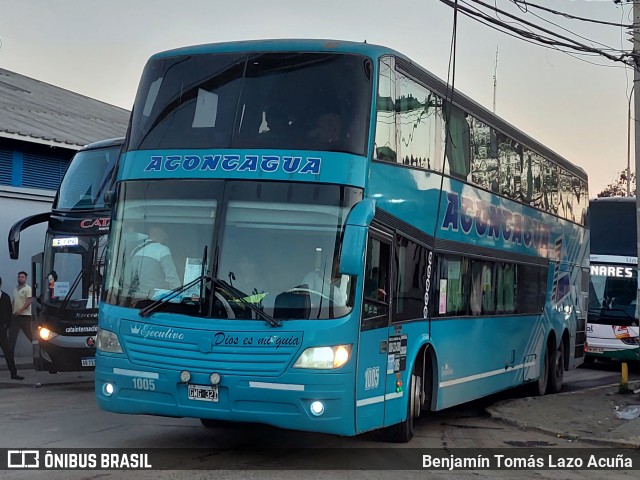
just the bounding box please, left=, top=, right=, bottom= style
left=96, top=40, right=588, bottom=441
left=587, top=197, right=640, bottom=364
left=9, top=137, right=123, bottom=372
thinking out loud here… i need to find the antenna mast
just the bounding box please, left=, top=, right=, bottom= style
left=493, top=46, right=498, bottom=113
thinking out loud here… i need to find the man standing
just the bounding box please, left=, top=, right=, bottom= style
left=0, top=276, right=23, bottom=380
left=12, top=271, right=33, bottom=355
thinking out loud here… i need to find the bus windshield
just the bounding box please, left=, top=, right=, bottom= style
left=127, top=52, right=372, bottom=155
left=56, top=145, right=120, bottom=210
left=104, top=180, right=362, bottom=320
left=44, top=233, right=107, bottom=309
left=588, top=265, right=639, bottom=327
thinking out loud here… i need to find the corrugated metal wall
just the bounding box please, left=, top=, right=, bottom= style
left=0, top=142, right=72, bottom=190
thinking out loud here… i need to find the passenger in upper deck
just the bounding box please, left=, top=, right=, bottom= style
left=308, top=111, right=342, bottom=148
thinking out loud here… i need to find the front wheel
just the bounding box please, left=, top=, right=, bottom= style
left=547, top=340, right=565, bottom=394
left=385, top=372, right=421, bottom=443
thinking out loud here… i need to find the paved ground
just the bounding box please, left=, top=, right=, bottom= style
left=3, top=355, right=640, bottom=449
left=487, top=381, right=640, bottom=448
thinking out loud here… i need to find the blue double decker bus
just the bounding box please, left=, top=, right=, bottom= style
left=96, top=40, right=588, bottom=441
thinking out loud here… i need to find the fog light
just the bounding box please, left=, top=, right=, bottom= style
left=180, top=370, right=191, bottom=383
left=310, top=401, right=325, bottom=416
left=103, top=383, right=114, bottom=396
left=210, top=372, right=221, bottom=385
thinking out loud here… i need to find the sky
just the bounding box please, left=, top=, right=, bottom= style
left=0, top=0, right=633, bottom=197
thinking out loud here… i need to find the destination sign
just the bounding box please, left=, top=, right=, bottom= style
left=590, top=265, right=634, bottom=278
left=52, top=237, right=79, bottom=247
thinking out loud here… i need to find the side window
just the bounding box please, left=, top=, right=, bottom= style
left=444, top=103, right=471, bottom=179
left=396, top=72, right=443, bottom=170
left=363, top=236, right=391, bottom=319
left=434, top=254, right=548, bottom=317
left=434, top=254, right=471, bottom=316
left=469, top=118, right=497, bottom=192
left=393, top=235, right=429, bottom=322
left=375, top=57, right=398, bottom=164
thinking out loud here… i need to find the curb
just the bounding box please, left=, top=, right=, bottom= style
left=0, top=378, right=94, bottom=389
left=486, top=406, right=640, bottom=449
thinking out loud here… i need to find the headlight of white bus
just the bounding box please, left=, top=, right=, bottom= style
left=293, top=345, right=351, bottom=369
left=96, top=328, right=123, bottom=353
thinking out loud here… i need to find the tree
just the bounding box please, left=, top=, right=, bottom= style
left=597, top=170, right=636, bottom=197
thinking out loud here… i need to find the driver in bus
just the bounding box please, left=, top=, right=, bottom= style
left=129, top=225, right=181, bottom=297
left=301, top=255, right=347, bottom=319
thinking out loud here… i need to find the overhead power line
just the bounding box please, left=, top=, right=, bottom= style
left=437, top=0, right=634, bottom=67
left=509, top=0, right=633, bottom=28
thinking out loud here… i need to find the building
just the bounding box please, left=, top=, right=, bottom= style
left=0, top=68, right=129, bottom=361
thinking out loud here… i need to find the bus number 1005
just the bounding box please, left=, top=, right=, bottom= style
left=131, top=378, right=156, bottom=391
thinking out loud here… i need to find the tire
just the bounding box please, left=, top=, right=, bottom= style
left=385, top=373, right=421, bottom=443
left=547, top=340, right=565, bottom=394
left=583, top=355, right=595, bottom=365
left=527, top=342, right=550, bottom=396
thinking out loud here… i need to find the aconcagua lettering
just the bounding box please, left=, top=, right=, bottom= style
left=441, top=191, right=550, bottom=250
left=144, top=154, right=321, bottom=175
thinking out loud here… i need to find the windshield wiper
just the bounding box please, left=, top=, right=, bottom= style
left=212, top=277, right=281, bottom=327
left=588, top=307, right=635, bottom=321
left=139, top=275, right=209, bottom=317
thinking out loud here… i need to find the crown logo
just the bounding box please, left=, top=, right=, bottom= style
left=131, top=324, right=141, bottom=334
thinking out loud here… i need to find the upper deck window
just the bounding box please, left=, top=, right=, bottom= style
left=56, top=145, right=120, bottom=210
left=128, top=52, right=373, bottom=155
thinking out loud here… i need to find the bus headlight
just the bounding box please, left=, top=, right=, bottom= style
left=38, top=327, right=58, bottom=341
left=621, top=337, right=640, bottom=345
left=96, top=328, right=123, bottom=353
left=293, top=345, right=351, bottom=369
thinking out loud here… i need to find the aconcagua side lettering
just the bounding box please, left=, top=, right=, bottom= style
left=441, top=192, right=459, bottom=231
left=439, top=191, right=550, bottom=253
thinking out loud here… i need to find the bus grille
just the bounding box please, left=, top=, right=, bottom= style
left=121, top=326, right=303, bottom=376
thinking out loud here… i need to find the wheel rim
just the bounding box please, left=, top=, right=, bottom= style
left=412, top=374, right=422, bottom=419
left=555, top=345, right=564, bottom=380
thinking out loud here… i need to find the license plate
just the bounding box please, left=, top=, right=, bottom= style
left=81, top=357, right=95, bottom=367
left=587, top=346, right=604, bottom=354
left=188, top=384, right=219, bottom=402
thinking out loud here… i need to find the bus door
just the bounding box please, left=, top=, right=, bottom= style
left=355, top=229, right=392, bottom=432
left=31, top=252, right=44, bottom=369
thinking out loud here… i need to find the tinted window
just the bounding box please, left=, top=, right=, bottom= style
left=590, top=200, right=636, bottom=256
left=393, top=235, right=429, bottom=321
left=129, top=52, right=372, bottom=155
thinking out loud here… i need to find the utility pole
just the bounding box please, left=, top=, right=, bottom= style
left=634, top=0, right=640, bottom=316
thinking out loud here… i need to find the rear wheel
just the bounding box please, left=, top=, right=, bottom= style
left=547, top=340, right=565, bottom=394
left=527, top=342, right=550, bottom=396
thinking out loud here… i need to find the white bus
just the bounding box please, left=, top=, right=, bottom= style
left=587, top=197, right=640, bottom=364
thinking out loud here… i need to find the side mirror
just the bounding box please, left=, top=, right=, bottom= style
left=104, top=190, right=115, bottom=208
left=339, top=198, right=376, bottom=277
left=339, top=225, right=368, bottom=276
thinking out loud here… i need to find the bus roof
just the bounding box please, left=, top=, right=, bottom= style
left=147, top=39, right=586, bottom=181
left=81, top=136, right=124, bottom=151
left=150, top=39, right=395, bottom=60
left=590, top=196, right=635, bottom=204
